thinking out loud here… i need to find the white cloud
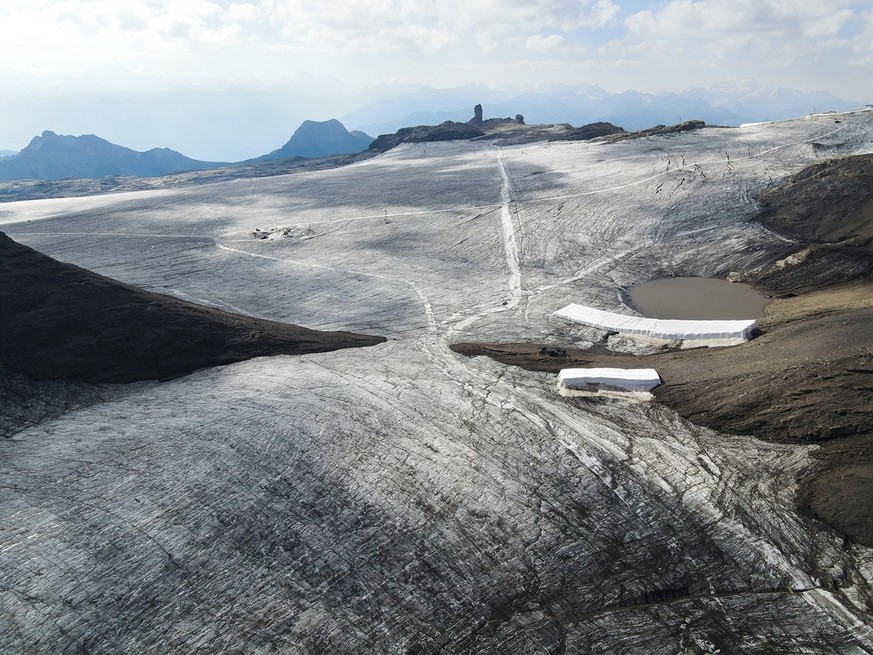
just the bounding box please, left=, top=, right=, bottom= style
left=0, top=0, right=245, bottom=50
left=0, top=0, right=869, bottom=100
left=0, top=0, right=621, bottom=56
left=0, top=0, right=629, bottom=93
left=851, top=11, right=873, bottom=64
left=625, top=0, right=855, bottom=47
left=602, top=0, right=870, bottom=85
left=525, top=34, right=566, bottom=51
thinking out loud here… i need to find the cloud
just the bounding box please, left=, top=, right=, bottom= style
left=0, top=0, right=868, bottom=99
left=0, top=0, right=244, bottom=50
left=0, top=0, right=629, bottom=94
left=0, top=0, right=620, bottom=56
left=851, top=10, right=873, bottom=64
left=525, top=34, right=566, bottom=51
left=624, top=0, right=856, bottom=53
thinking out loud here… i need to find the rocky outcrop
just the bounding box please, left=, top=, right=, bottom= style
left=471, top=103, right=483, bottom=124
left=467, top=104, right=524, bottom=128
left=0, top=233, right=385, bottom=383
left=368, top=121, right=486, bottom=152
left=369, top=106, right=530, bottom=153
left=600, top=120, right=707, bottom=143
left=550, top=121, right=626, bottom=142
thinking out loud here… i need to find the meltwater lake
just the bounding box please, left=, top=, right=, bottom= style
left=627, top=277, right=769, bottom=320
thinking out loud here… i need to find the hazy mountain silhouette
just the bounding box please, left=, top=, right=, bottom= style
left=0, top=150, right=16, bottom=158
left=348, top=83, right=859, bottom=136
left=678, top=81, right=856, bottom=121
left=0, top=83, right=353, bottom=161
left=0, top=82, right=858, bottom=162
left=0, top=131, right=224, bottom=181
left=254, top=119, right=373, bottom=161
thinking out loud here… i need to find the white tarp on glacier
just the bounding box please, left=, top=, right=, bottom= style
left=554, top=304, right=757, bottom=345
left=558, top=367, right=661, bottom=392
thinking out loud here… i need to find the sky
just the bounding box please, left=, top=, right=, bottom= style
left=0, top=0, right=871, bottom=159
left=1, top=0, right=872, bottom=100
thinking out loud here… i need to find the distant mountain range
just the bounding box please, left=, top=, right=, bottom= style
left=253, top=119, right=373, bottom=161
left=348, top=81, right=858, bottom=137
left=0, top=84, right=347, bottom=162
left=0, top=81, right=859, bottom=162
left=0, top=131, right=224, bottom=181
left=0, top=80, right=862, bottom=183
left=0, top=120, right=375, bottom=182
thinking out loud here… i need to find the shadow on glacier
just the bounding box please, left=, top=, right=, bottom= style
left=2, top=362, right=851, bottom=652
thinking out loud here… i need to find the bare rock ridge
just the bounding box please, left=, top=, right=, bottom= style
left=756, top=154, right=873, bottom=252
left=472, top=103, right=483, bottom=123
left=369, top=104, right=531, bottom=151
left=467, top=103, right=524, bottom=128
left=0, top=233, right=385, bottom=384
left=545, top=119, right=706, bottom=144
left=549, top=121, right=627, bottom=141
left=368, top=121, right=487, bottom=151
left=598, top=120, right=708, bottom=142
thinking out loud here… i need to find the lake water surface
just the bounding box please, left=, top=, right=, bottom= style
left=627, top=277, right=768, bottom=320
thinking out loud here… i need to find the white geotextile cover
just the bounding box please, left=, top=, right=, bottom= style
left=554, top=304, right=757, bottom=342
left=558, top=368, right=661, bottom=391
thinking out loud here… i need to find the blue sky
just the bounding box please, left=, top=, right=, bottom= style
left=1, top=0, right=871, bottom=100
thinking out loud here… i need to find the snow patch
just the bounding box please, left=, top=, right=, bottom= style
left=554, top=303, right=757, bottom=346
left=558, top=367, right=661, bottom=392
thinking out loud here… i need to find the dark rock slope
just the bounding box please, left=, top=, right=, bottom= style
left=0, top=131, right=224, bottom=181
left=0, top=233, right=384, bottom=383
left=368, top=121, right=486, bottom=152
left=599, top=120, right=708, bottom=143
left=756, top=153, right=873, bottom=251
left=549, top=121, right=626, bottom=142
left=751, top=153, right=873, bottom=293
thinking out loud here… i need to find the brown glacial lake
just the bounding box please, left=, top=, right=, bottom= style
left=627, top=277, right=768, bottom=320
